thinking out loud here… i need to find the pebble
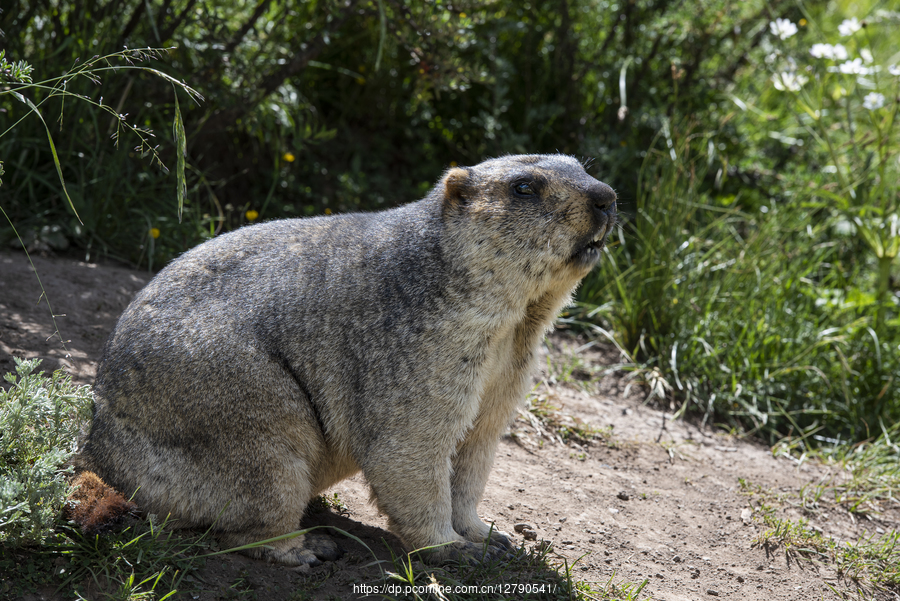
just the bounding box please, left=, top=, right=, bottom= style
left=707, top=589, right=719, bottom=596
left=617, top=491, right=630, bottom=501
left=513, top=522, right=537, bottom=540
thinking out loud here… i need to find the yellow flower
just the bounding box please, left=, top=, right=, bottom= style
left=450, top=161, right=458, bottom=167
left=799, top=18, right=807, bottom=26
left=246, top=210, right=259, bottom=222
left=356, top=77, right=366, bottom=85
left=460, top=12, right=467, bottom=18
left=283, top=152, right=295, bottom=163
left=150, top=227, right=160, bottom=239
left=324, top=208, right=333, bottom=215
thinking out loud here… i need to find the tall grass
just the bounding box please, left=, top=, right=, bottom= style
left=580, top=117, right=898, bottom=445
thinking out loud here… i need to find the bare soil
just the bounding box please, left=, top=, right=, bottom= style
left=2, top=249, right=899, bottom=601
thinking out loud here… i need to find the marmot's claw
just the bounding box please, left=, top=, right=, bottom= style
left=486, top=540, right=518, bottom=562
left=486, top=530, right=513, bottom=549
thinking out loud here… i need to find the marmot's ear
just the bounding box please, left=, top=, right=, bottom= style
left=442, top=167, right=471, bottom=211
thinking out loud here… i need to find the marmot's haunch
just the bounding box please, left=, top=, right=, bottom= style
left=78, top=154, right=617, bottom=565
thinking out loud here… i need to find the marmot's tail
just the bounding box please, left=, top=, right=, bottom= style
left=64, top=471, right=137, bottom=536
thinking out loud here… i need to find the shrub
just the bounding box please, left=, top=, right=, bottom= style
left=0, top=358, right=93, bottom=547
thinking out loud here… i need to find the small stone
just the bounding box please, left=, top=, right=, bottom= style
left=707, top=589, right=719, bottom=596
left=617, top=491, right=630, bottom=501
left=737, top=576, right=745, bottom=583
left=514, top=523, right=533, bottom=533
left=672, top=555, right=682, bottom=563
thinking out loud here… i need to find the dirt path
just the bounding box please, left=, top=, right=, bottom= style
left=2, top=249, right=898, bottom=600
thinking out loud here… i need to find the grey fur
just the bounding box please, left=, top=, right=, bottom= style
left=79, top=154, right=616, bottom=565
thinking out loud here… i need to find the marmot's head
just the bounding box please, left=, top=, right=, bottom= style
left=439, top=154, right=617, bottom=285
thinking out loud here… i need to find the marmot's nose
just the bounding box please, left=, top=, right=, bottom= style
left=589, top=182, right=617, bottom=216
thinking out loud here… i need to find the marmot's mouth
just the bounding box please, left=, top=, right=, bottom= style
left=572, top=226, right=610, bottom=269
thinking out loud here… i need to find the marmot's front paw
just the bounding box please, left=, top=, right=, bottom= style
left=417, top=539, right=515, bottom=566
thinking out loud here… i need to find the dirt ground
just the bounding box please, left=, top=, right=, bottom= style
left=2, top=249, right=899, bottom=601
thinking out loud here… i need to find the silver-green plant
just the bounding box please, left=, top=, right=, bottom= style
left=0, top=358, right=93, bottom=546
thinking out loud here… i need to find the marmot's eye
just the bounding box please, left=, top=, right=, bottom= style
left=514, top=182, right=535, bottom=196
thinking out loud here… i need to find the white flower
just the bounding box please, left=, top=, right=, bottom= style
left=810, top=44, right=828, bottom=58
left=838, top=17, right=862, bottom=36
left=772, top=71, right=808, bottom=91
left=862, top=92, right=885, bottom=110
left=860, top=48, right=874, bottom=63
left=839, top=58, right=869, bottom=75
left=810, top=43, right=849, bottom=60
left=770, top=18, right=799, bottom=40
left=889, top=65, right=900, bottom=76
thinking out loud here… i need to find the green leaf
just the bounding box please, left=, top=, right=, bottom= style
left=854, top=218, right=885, bottom=258
left=9, top=94, right=82, bottom=224
left=172, top=86, right=186, bottom=223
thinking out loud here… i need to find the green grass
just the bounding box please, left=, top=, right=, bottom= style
left=739, top=422, right=900, bottom=596
left=755, top=516, right=900, bottom=594
left=380, top=542, right=649, bottom=601
left=577, top=112, right=899, bottom=446
left=775, top=420, right=900, bottom=516
left=572, top=3, right=900, bottom=448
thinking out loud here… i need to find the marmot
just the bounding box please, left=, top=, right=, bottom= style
left=78, top=154, right=617, bottom=566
